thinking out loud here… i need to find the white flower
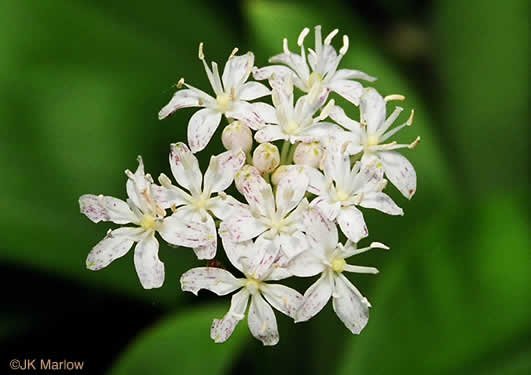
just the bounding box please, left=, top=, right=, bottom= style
left=158, top=44, right=274, bottom=153
left=254, top=75, right=339, bottom=144
left=253, top=25, right=376, bottom=106
left=329, top=87, right=420, bottom=198
left=288, top=209, right=388, bottom=334
left=79, top=157, right=211, bottom=289
left=307, top=144, right=403, bottom=243
left=219, top=165, right=310, bottom=261
left=153, top=143, right=246, bottom=259
left=180, top=237, right=303, bottom=346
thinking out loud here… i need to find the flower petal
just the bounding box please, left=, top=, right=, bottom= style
left=328, top=79, right=364, bottom=106
left=157, top=215, right=210, bottom=248
left=86, top=227, right=143, bottom=270
left=261, top=283, right=303, bottom=319
left=337, top=206, right=368, bottom=243
left=329, top=104, right=360, bottom=132
left=235, top=168, right=275, bottom=218
left=247, top=293, right=279, bottom=346
left=332, top=273, right=371, bottom=334
left=251, top=102, right=278, bottom=124
left=226, top=101, right=268, bottom=131
left=238, top=82, right=270, bottom=101
left=211, top=289, right=250, bottom=343
left=360, top=87, right=386, bottom=135
left=187, top=107, right=222, bottom=153
left=311, top=196, right=341, bottom=221
left=275, top=165, right=309, bottom=217
left=79, top=194, right=137, bottom=224
left=133, top=234, right=164, bottom=289
left=252, top=65, right=293, bottom=81
left=222, top=52, right=253, bottom=91
left=180, top=267, right=244, bottom=296
left=169, top=142, right=203, bottom=194
left=209, top=195, right=249, bottom=221
left=203, top=149, right=245, bottom=194
left=218, top=212, right=268, bottom=243
left=158, top=89, right=204, bottom=120
left=270, top=52, right=310, bottom=85
left=220, top=237, right=254, bottom=274
left=150, top=183, right=190, bottom=210
left=304, top=207, right=338, bottom=251
left=296, top=273, right=333, bottom=322
left=378, top=150, right=417, bottom=199
left=276, top=231, right=307, bottom=259
left=304, top=166, right=327, bottom=195
left=255, top=125, right=288, bottom=143
left=359, top=191, right=404, bottom=215
left=191, top=214, right=218, bottom=260
left=287, top=249, right=326, bottom=277
left=332, top=69, right=377, bottom=82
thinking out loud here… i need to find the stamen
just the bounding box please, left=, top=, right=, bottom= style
left=170, top=204, right=177, bottom=213
left=324, top=29, right=339, bottom=45
left=407, top=109, right=415, bottom=126
left=283, top=38, right=290, bottom=55
left=230, top=87, right=236, bottom=100
left=298, top=27, right=310, bottom=47
left=339, top=35, right=349, bottom=55
left=307, top=48, right=317, bottom=57
left=316, top=99, right=335, bottom=121
left=384, top=94, right=405, bottom=102
left=408, top=136, right=421, bottom=149
left=218, top=191, right=227, bottom=200
left=176, top=78, right=184, bottom=88
left=370, top=242, right=390, bottom=250
left=198, top=42, right=205, bottom=60
left=229, top=47, right=239, bottom=59
left=314, top=25, right=322, bottom=54
left=158, top=173, right=173, bottom=188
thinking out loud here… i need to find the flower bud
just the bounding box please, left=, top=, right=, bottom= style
left=271, top=165, right=290, bottom=185
left=252, top=143, right=280, bottom=174
left=221, top=121, right=253, bottom=153
left=293, top=141, right=323, bottom=168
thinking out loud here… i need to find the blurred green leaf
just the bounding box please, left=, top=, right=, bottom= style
left=435, top=0, right=527, bottom=193
left=0, top=0, right=236, bottom=304
left=109, top=304, right=248, bottom=375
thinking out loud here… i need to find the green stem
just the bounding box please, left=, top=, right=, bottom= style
left=287, top=142, right=297, bottom=164
left=280, top=140, right=291, bottom=165
left=263, top=173, right=271, bottom=184
left=246, top=151, right=253, bottom=164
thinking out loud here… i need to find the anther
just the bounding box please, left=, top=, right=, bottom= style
left=339, top=35, right=349, bottom=55
left=406, top=109, right=415, bottom=126
left=177, top=78, right=185, bottom=88
left=283, top=38, right=290, bottom=55
left=298, top=27, right=310, bottom=46
left=324, top=29, right=339, bottom=45
left=384, top=94, right=405, bottom=102
left=408, top=136, right=421, bottom=149
left=198, top=42, right=205, bottom=60
left=229, top=47, right=239, bottom=59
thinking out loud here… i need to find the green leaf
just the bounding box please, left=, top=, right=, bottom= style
left=0, top=0, right=235, bottom=304
left=109, top=304, right=248, bottom=375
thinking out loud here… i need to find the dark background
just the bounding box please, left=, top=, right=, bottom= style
left=1, top=0, right=528, bottom=374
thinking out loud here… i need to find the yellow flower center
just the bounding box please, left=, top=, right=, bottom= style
left=331, top=258, right=346, bottom=273
left=336, top=190, right=350, bottom=202
left=366, top=135, right=380, bottom=147
left=245, top=278, right=262, bottom=294
left=286, top=120, right=300, bottom=134
left=309, top=72, right=323, bottom=88
left=140, top=215, right=157, bottom=230
left=216, top=93, right=232, bottom=112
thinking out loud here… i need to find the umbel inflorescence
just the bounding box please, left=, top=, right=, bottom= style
left=79, top=26, right=420, bottom=346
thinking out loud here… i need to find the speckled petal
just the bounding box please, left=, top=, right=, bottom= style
left=85, top=227, right=143, bottom=270
left=158, top=89, right=204, bottom=120
left=235, top=169, right=275, bottom=217
left=261, top=284, right=303, bottom=319
left=133, top=234, right=164, bottom=289
left=328, top=79, right=364, bottom=106
left=360, top=87, right=386, bottom=135
left=254, top=125, right=287, bottom=143
left=79, top=194, right=137, bottom=224
left=378, top=150, right=417, bottom=199
left=180, top=267, right=243, bottom=296
left=332, top=273, right=371, bottom=334
left=222, top=52, right=253, bottom=91
left=311, top=196, right=341, bottom=221
left=296, top=273, right=333, bottom=322
left=203, top=149, right=246, bottom=194
left=209, top=195, right=249, bottom=221
left=275, top=165, right=309, bottom=217
left=157, top=215, right=210, bottom=248
left=359, top=191, right=404, bottom=215
left=169, top=142, right=203, bottom=194
left=218, top=213, right=268, bottom=243
left=191, top=214, right=218, bottom=260
left=211, top=288, right=250, bottom=343
left=187, top=107, right=222, bottom=153
left=248, top=293, right=279, bottom=346
left=252, top=65, right=293, bottom=81
left=337, top=206, right=368, bottom=243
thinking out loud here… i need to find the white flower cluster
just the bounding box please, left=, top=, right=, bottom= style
left=79, top=26, right=420, bottom=346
